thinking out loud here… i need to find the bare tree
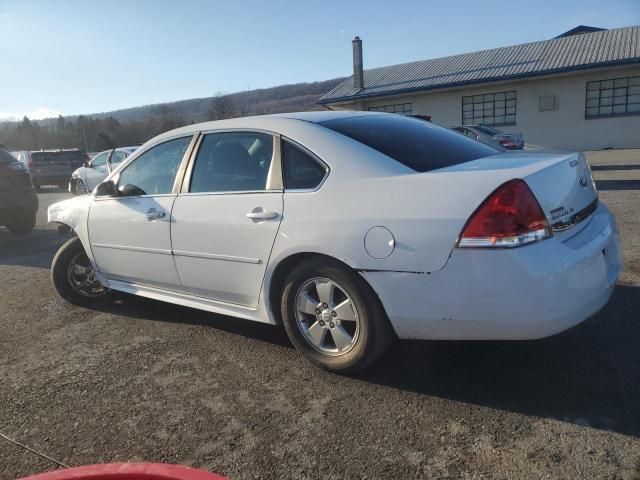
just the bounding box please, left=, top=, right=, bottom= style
left=206, top=94, right=236, bottom=120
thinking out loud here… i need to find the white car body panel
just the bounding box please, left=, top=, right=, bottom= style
left=88, top=196, right=181, bottom=290
left=171, top=192, right=284, bottom=306
left=48, top=111, right=622, bottom=339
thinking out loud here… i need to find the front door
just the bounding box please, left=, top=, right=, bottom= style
left=88, top=135, right=194, bottom=290
left=171, top=131, right=283, bottom=307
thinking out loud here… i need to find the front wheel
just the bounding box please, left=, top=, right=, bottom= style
left=281, top=258, right=393, bottom=373
left=51, top=237, right=110, bottom=304
left=74, top=179, right=88, bottom=195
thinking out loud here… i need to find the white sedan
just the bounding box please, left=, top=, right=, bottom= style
left=48, top=112, right=621, bottom=372
left=69, top=146, right=139, bottom=194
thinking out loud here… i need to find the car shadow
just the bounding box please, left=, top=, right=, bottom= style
left=89, top=293, right=294, bottom=349
left=90, top=283, right=640, bottom=437
left=0, top=228, right=69, bottom=268
left=358, top=283, right=640, bottom=438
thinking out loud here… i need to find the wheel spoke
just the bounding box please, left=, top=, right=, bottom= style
left=330, top=325, right=353, bottom=352
left=333, top=299, right=356, bottom=322
left=306, top=321, right=326, bottom=347
left=315, top=280, right=335, bottom=305
left=297, top=292, right=319, bottom=315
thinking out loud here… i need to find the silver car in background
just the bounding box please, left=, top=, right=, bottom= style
left=70, top=146, right=138, bottom=194
left=452, top=124, right=524, bottom=150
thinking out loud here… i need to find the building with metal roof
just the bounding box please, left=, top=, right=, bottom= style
left=319, top=26, right=640, bottom=150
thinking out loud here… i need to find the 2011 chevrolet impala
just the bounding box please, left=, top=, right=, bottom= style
left=48, top=112, right=621, bottom=372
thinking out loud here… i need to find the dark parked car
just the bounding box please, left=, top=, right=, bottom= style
left=0, top=146, right=38, bottom=234
left=451, top=125, right=525, bottom=150
left=29, top=149, right=89, bottom=190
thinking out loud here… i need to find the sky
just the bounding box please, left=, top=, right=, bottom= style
left=0, top=0, right=639, bottom=120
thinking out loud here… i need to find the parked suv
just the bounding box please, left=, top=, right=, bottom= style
left=0, top=146, right=38, bottom=234
left=30, top=149, right=88, bottom=190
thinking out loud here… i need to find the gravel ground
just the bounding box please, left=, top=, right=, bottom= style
left=1, top=151, right=640, bottom=480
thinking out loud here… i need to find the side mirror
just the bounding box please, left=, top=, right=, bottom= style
left=118, top=183, right=146, bottom=196
left=95, top=180, right=118, bottom=197
left=83, top=160, right=90, bottom=168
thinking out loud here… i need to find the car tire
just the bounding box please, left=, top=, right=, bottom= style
left=5, top=215, right=36, bottom=235
left=281, top=257, right=393, bottom=373
left=51, top=237, right=111, bottom=304
left=74, top=179, right=88, bottom=195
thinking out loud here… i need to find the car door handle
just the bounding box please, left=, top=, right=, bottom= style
left=145, top=208, right=166, bottom=221
left=246, top=210, right=278, bottom=220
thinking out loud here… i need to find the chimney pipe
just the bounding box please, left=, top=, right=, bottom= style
left=352, top=36, right=364, bottom=91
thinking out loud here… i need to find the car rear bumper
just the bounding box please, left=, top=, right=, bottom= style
left=361, top=202, right=621, bottom=340
left=0, top=189, right=38, bottom=223
left=31, top=174, right=69, bottom=185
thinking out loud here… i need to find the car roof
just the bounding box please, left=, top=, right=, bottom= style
left=148, top=110, right=388, bottom=144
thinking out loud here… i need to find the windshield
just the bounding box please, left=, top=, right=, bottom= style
left=319, top=114, right=499, bottom=172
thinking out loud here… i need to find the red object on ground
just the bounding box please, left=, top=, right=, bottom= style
left=19, top=463, right=229, bottom=480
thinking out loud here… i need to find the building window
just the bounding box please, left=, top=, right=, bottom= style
left=462, top=91, right=516, bottom=126
left=585, top=75, right=640, bottom=118
left=368, top=103, right=412, bottom=115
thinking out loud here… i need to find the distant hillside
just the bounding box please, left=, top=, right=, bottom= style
left=88, top=77, right=345, bottom=123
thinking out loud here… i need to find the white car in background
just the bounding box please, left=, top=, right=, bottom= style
left=48, top=112, right=621, bottom=372
left=69, top=146, right=138, bottom=194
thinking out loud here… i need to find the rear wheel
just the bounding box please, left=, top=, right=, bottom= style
left=281, top=258, right=393, bottom=373
left=51, top=237, right=110, bottom=304
left=5, top=215, right=36, bottom=234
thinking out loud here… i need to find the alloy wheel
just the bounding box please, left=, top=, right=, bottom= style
left=294, top=277, right=360, bottom=356
left=66, top=251, right=106, bottom=298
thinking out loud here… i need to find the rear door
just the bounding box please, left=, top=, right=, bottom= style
left=88, top=135, right=194, bottom=290
left=171, top=131, right=283, bottom=306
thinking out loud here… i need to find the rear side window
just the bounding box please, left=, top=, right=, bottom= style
left=282, top=141, right=327, bottom=190
left=320, top=115, right=499, bottom=172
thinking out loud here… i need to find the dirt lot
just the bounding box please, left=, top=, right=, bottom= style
left=1, top=150, right=639, bottom=480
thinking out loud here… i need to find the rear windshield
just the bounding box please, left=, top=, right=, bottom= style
left=0, top=149, right=17, bottom=165
left=319, top=115, right=499, bottom=172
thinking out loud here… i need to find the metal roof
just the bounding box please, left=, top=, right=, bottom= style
left=318, top=26, right=640, bottom=104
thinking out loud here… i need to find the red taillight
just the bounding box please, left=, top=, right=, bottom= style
left=458, top=179, right=552, bottom=248
left=499, top=138, right=518, bottom=149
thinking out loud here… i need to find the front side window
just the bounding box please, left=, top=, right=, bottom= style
left=462, top=90, right=516, bottom=126
left=282, top=140, right=327, bottom=190
left=320, top=114, right=499, bottom=173
left=368, top=103, right=413, bottom=115
left=189, top=132, right=273, bottom=193
left=117, top=136, right=191, bottom=195
left=91, top=152, right=108, bottom=167
left=586, top=75, right=640, bottom=118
